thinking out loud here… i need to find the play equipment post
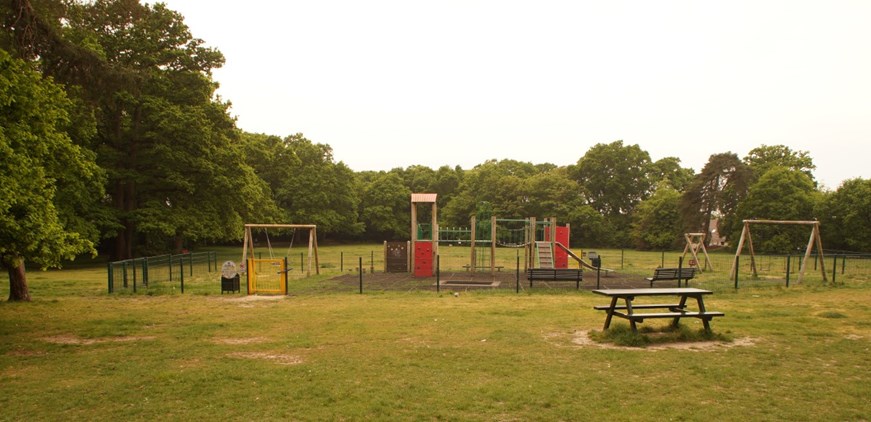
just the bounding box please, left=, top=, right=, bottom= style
left=436, top=255, right=440, bottom=293
left=734, top=255, right=740, bottom=289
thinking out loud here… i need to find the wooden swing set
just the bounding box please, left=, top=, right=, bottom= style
left=729, top=219, right=826, bottom=284
left=682, top=232, right=713, bottom=272
left=241, top=224, right=319, bottom=295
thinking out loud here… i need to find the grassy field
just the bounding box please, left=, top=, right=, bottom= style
left=2, top=246, right=871, bottom=420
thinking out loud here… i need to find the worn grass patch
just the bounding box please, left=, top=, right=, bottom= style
left=589, top=323, right=732, bottom=347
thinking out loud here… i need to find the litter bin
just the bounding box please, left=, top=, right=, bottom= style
left=588, top=251, right=601, bottom=269
left=221, top=261, right=241, bottom=294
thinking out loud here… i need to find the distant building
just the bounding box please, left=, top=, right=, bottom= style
left=709, top=218, right=727, bottom=247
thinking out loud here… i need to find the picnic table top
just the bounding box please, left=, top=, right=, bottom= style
left=592, top=287, right=712, bottom=297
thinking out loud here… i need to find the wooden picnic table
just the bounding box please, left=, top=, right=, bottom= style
left=592, top=288, right=724, bottom=332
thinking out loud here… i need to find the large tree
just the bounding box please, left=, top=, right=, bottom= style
left=817, top=178, right=871, bottom=252
left=631, top=183, right=683, bottom=250
left=570, top=140, right=653, bottom=246
left=731, top=167, right=819, bottom=253
left=358, top=172, right=411, bottom=240
left=440, top=159, right=541, bottom=225
left=244, top=133, right=362, bottom=238
left=0, top=49, right=104, bottom=301
left=9, top=0, right=275, bottom=257
left=571, top=140, right=653, bottom=217
left=743, top=144, right=816, bottom=183
left=680, top=152, right=752, bottom=246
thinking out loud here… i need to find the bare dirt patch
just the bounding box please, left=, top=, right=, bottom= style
left=546, top=330, right=756, bottom=352
left=212, top=337, right=268, bottom=345
left=227, top=351, right=303, bottom=365
left=41, top=335, right=156, bottom=345
left=232, top=295, right=286, bottom=302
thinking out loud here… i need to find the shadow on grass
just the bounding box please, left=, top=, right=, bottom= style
left=589, top=323, right=732, bottom=348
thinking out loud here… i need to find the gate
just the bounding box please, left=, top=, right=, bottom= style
left=247, top=257, right=287, bottom=295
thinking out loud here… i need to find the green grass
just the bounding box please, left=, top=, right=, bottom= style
left=2, top=247, right=871, bottom=420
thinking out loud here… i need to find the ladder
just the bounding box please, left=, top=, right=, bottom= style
left=536, top=241, right=554, bottom=269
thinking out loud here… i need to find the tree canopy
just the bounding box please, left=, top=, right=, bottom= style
left=0, top=49, right=104, bottom=300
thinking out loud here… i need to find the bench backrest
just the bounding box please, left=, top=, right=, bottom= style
left=653, top=267, right=696, bottom=278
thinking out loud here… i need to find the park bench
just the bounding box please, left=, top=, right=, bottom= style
left=646, top=267, right=697, bottom=287
left=527, top=268, right=583, bottom=289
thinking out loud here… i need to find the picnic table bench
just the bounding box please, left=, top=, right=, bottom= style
left=592, top=288, right=724, bottom=332
left=527, top=268, right=583, bottom=289
left=646, top=267, right=697, bottom=287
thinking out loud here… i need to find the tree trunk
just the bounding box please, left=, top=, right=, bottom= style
left=6, top=257, right=31, bottom=302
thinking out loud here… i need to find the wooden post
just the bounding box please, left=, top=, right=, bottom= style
left=529, top=217, right=537, bottom=269
left=432, top=201, right=439, bottom=268
left=746, top=223, right=758, bottom=277
left=310, top=226, right=321, bottom=275
left=814, top=223, right=828, bottom=282
left=730, top=222, right=749, bottom=280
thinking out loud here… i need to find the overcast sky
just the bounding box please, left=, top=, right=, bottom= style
left=158, top=0, right=870, bottom=189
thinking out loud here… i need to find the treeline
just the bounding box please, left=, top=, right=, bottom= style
left=2, top=1, right=869, bottom=301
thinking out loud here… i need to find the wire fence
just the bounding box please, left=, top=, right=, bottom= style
left=107, top=246, right=871, bottom=295
left=107, top=252, right=218, bottom=294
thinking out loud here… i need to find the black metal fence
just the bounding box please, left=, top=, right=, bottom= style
left=107, top=251, right=218, bottom=293
left=105, top=247, right=871, bottom=295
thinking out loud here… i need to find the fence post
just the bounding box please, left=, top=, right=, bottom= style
left=132, top=262, right=136, bottom=293
left=143, top=257, right=149, bottom=286
left=516, top=254, right=520, bottom=294
left=785, top=255, right=791, bottom=287
left=123, top=261, right=128, bottom=288
left=180, top=256, right=185, bottom=293
left=284, top=256, right=289, bottom=295
left=358, top=257, right=363, bottom=294
left=189, top=252, right=193, bottom=276
left=341, top=251, right=344, bottom=272
left=734, top=255, right=739, bottom=289
left=370, top=250, right=374, bottom=274
left=108, top=262, right=113, bottom=293
left=832, top=255, right=837, bottom=284
left=169, top=254, right=173, bottom=282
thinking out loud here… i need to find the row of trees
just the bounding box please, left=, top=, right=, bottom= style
left=2, top=0, right=869, bottom=301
